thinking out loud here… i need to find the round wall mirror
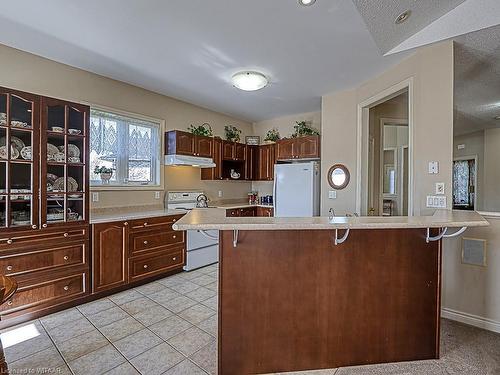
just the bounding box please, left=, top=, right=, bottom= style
left=328, top=164, right=350, bottom=190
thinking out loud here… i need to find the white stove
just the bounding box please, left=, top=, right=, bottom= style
left=166, top=191, right=219, bottom=271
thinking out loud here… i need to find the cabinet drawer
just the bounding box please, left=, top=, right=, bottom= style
left=0, top=242, right=86, bottom=277
left=129, top=248, right=184, bottom=281
left=129, top=215, right=183, bottom=232
left=130, top=230, right=184, bottom=255
left=0, top=271, right=87, bottom=315
left=226, top=209, right=240, bottom=217
left=0, top=226, right=88, bottom=248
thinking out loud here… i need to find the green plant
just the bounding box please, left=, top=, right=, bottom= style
left=224, top=125, right=242, bottom=142
left=94, top=165, right=114, bottom=174
left=264, top=128, right=280, bottom=142
left=292, top=121, right=320, bottom=138
left=188, top=122, right=213, bottom=137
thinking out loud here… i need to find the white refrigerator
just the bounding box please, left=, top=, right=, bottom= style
left=273, top=161, right=320, bottom=217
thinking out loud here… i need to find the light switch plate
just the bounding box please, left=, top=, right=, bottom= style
left=328, top=190, right=337, bottom=199
left=428, top=161, right=439, bottom=174
left=218, top=190, right=223, bottom=198
left=154, top=191, right=161, bottom=199
left=427, top=195, right=446, bottom=208
left=435, top=182, right=445, bottom=195
left=92, top=192, right=99, bottom=202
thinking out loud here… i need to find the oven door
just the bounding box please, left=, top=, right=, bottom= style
left=187, top=229, right=219, bottom=251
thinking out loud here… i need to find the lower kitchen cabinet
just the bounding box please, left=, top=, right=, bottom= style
left=92, top=221, right=128, bottom=293
left=257, top=206, right=274, bottom=217
left=226, top=206, right=274, bottom=217
left=91, top=214, right=185, bottom=294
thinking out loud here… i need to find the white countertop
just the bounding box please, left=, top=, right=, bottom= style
left=90, top=209, right=183, bottom=224
left=172, top=208, right=489, bottom=231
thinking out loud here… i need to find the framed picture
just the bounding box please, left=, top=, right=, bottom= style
left=246, top=136, right=260, bottom=145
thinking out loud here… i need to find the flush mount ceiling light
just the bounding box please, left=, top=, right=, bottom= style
left=395, top=10, right=411, bottom=24
left=494, top=115, right=500, bottom=120
left=299, top=0, right=316, bottom=6
left=232, top=71, right=268, bottom=91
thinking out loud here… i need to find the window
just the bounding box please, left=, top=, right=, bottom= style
left=90, top=109, right=161, bottom=186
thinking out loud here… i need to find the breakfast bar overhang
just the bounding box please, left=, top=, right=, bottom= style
left=174, top=209, right=488, bottom=375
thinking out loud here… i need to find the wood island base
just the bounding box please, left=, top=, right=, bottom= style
left=218, top=229, right=441, bottom=375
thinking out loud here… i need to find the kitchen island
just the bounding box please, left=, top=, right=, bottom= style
left=173, top=209, right=488, bottom=375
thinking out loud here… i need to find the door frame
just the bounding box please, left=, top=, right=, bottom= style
left=453, top=155, right=478, bottom=210
left=356, top=77, right=414, bottom=216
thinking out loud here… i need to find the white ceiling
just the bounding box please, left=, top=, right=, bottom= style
left=352, top=0, right=466, bottom=54
left=0, top=0, right=409, bottom=122
left=454, top=25, right=500, bottom=136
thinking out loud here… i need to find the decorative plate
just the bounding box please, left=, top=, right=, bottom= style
left=68, top=144, right=80, bottom=158
left=0, top=145, right=19, bottom=159
left=47, top=173, right=58, bottom=184
left=53, top=177, right=65, bottom=191
left=68, top=129, right=81, bottom=135
left=68, top=177, right=78, bottom=192
left=21, top=146, right=32, bottom=160
left=11, top=121, right=30, bottom=129
left=0, top=136, right=25, bottom=152
left=47, top=143, right=59, bottom=158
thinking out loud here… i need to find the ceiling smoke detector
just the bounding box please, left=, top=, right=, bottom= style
left=232, top=71, right=268, bottom=91
left=299, top=0, right=316, bottom=6
left=395, top=10, right=411, bottom=24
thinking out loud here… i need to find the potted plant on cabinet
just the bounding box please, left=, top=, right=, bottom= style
left=291, top=121, right=320, bottom=138
left=224, top=125, right=242, bottom=142
left=94, top=166, right=114, bottom=185
left=188, top=123, right=213, bottom=137
left=264, top=128, right=280, bottom=144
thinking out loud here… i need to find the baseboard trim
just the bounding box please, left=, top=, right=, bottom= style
left=442, top=307, right=500, bottom=334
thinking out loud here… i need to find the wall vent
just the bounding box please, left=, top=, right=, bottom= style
left=462, top=238, right=487, bottom=267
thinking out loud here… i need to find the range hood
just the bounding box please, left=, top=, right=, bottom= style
left=164, top=154, right=216, bottom=168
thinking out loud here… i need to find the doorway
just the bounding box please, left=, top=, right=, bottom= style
left=452, top=157, right=477, bottom=210
left=357, top=80, right=413, bottom=216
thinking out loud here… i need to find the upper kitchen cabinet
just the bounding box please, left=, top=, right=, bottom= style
left=245, top=145, right=257, bottom=180
left=222, top=141, right=245, bottom=161
left=201, top=138, right=223, bottom=180
left=276, top=135, right=320, bottom=160
left=257, top=144, right=275, bottom=181
left=165, top=130, right=213, bottom=158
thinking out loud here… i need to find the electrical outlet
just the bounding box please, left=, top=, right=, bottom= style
left=154, top=191, right=161, bottom=199
left=218, top=190, right=223, bottom=198
left=428, top=161, right=439, bottom=174
left=435, top=182, right=445, bottom=195
left=427, top=195, right=446, bottom=208
left=92, top=192, right=99, bottom=202
left=328, top=190, right=337, bottom=199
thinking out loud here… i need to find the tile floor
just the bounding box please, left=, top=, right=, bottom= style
left=2, top=263, right=499, bottom=374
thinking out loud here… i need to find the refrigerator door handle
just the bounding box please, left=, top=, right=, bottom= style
left=273, top=166, right=277, bottom=214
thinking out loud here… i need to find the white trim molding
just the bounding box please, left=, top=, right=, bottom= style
left=442, top=307, right=500, bottom=334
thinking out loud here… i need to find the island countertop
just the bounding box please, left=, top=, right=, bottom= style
left=172, top=208, right=489, bottom=231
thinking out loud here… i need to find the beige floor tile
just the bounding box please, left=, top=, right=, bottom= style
left=200, top=295, right=218, bottom=310
left=77, top=298, right=116, bottom=316
left=134, top=281, right=166, bottom=295
left=148, top=287, right=182, bottom=305
left=68, top=344, right=126, bottom=375
left=9, top=346, right=67, bottom=375
left=157, top=274, right=186, bottom=287
left=133, top=304, right=173, bottom=326
left=185, top=286, right=216, bottom=302
left=168, top=280, right=201, bottom=294
left=40, top=307, right=84, bottom=330
left=99, top=316, right=144, bottom=342
left=57, top=329, right=109, bottom=361
left=113, top=328, right=162, bottom=360
left=149, top=315, right=192, bottom=340
left=196, top=314, right=218, bottom=337
left=163, top=359, right=207, bottom=375
left=159, top=294, right=197, bottom=313
left=109, top=289, right=143, bottom=305
left=190, top=274, right=216, bottom=286
left=46, top=317, right=95, bottom=344
left=168, top=326, right=214, bottom=356
left=190, top=340, right=217, bottom=375
left=205, top=281, right=218, bottom=292
left=104, top=361, right=141, bottom=374
left=2, top=323, right=53, bottom=363
left=130, top=342, right=184, bottom=375
left=178, top=303, right=215, bottom=325
left=120, top=296, right=159, bottom=315
left=87, top=305, right=129, bottom=327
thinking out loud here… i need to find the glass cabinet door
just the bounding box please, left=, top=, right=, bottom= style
left=0, top=89, right=39, bottom=231
left=42, top=98, right=88, bottom=227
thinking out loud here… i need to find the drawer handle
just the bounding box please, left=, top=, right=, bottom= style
left=63, top=285, right=69, bottom=291
left=31, top=224, right=37, bottom=229
left=143, top=222, right=148, bottom=227
left=63, top=233, right=69, bottom=237
left=173, top=219, right=176, bottom=222
left=63, top=255, right=69, bottom=261
left=124, top=222, right=129, bottom=226
left=7, top=300, right=12, bottom=306
left=143, top=264, right=148, bottom=269
left=6, top=239, right=12, bottom=244
left=42, top=224, right=47, bottom=228
left=6, top=265, right=13, bottom=271
left=172, top=235, right=176, bottom=239
left=172, top=257, right=177, bottom=261
left=143, top=240, right=148, bottom=245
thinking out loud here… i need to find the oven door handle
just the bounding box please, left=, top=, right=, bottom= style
left=197, top=230, right=218, bottom=241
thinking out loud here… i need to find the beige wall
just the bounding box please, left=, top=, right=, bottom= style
left=321, top=41, right=454, bottom=216
left=251, top=111, right=321, bottom=196
left=0, top=44, right=253, bottom=208
left=483, top=128, right=500, bottom=212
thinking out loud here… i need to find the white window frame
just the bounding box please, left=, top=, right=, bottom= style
left=89, top=105, right=164, bottom=190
